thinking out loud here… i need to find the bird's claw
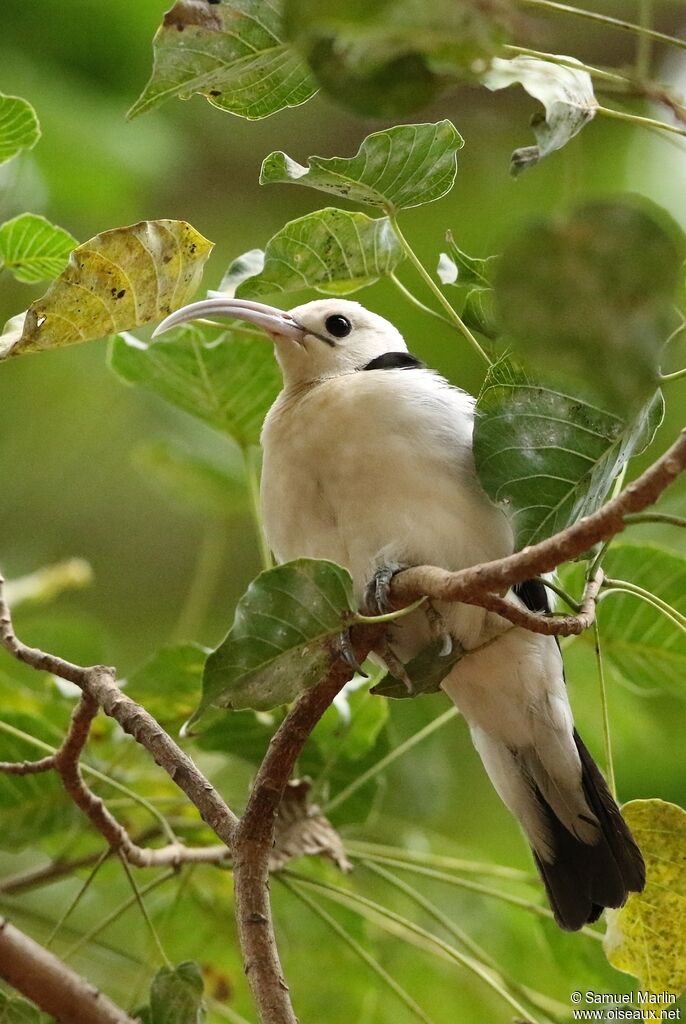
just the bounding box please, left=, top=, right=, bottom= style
left=336, top=629, right=368, bottom=677
left=425, top=601, right=453, bottom=657
left=364, top=563, right=405, bottom=616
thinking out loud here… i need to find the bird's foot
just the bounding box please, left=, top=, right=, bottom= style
left=425, top=601, right=453, bottom=657
left=335, top=629, right=368, bottom=678
left=378, top=639, right=414, bottom=694
left=364, top=562, right=407, bottom=616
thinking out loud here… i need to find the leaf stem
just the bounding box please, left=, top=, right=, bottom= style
left=245, top=445, right=273, bottom=571
left=595, top=104, right=686, bottom=139
left=624, top=512, right=686, bottom=528
left=362, top=861, right=562, bottom=1024
left=279, top=877, right=437, bottom=1024
left=517, top=0, right=686, bottom=52
left=600, top=578, right=686, bottom=634
left=284, top=871, right=542, bottom=1021
left=344, top=840, right=537, bottom=883
left=45, top=849, right=110, bottom=949
left=532, top=576, right=580, bottom=612
left=593, top=620, right=616, bottom=799
left=388, top=215, right=492, bottom=365
left=323, top=707, right=458, bottom=814
left=118, top=853, right=172, bottom=969
left=635, top=0, right=654, bottom=79
left=390, top=272, right=454, bottom=328
left=502, top=45, right=626, bottom=85
left=659, top=365, right=686, bottom=383
left=354, top=596, right=426, bottom=624
left=61, top=869, right=176, bottom=962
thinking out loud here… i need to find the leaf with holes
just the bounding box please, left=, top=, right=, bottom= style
left=134, top=441, right=249, bottom=519
left=0, top=93, right=40, bottom=166
left=196, top=559, right=356, bottom=718
left=3, top=220, right=213, bottom=359
left=147, top=961, right=205, bottom=1024
left=483, top=55, right=598, bottom=174
left=0, top=214, right=77, bottom=284
left=235, top=208, right=404, bottom=299
left=587, top=544, right=686, bottom=697
left=271, top=779, right=351, bottom=872
left=474, top=357, right=663, bottom=550
left=604, top=799, right=686, bottom=1005
left=495, top=200, right=685, bottom=415
left=129, top=0, right=316, bottom=120
left=109, top=324, right=281, bottom=449
left=260, top=121, right=462, bottom=213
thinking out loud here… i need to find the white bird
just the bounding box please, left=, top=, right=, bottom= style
left=155, top=296, right=645, bottom=930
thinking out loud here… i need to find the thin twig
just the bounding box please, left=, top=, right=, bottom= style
left=391, top=429, right=686, bottom=611
left=518, top=0, right=686, bottom=52
left=0, top=583, right=240, bottom=849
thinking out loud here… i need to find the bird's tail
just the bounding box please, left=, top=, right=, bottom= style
left=472, top=726, right=645, bottom=931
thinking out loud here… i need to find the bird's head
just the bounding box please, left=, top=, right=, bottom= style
left=153, top=296, right=408, bottom=387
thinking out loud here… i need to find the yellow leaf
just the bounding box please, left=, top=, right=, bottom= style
left=604, top=798, right=686, bottom=1016
left=3, top=219, right=213, bottom=358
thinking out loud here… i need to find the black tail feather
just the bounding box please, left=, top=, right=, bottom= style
left=533, top=731, right=645, bottom=932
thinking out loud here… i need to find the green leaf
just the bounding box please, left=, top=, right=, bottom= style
left=260, top=121, right=463, bottom=213
left=134, top=441, right=248, bottom=519
left=438, top=233, right=499, bottom=289
left=125, top=641, right=280, bottom=761
left=129, top=0, right=316, bottom=121
left=371, top=641, right=463, bottom=699
left=2, top=220, right=213, bottom=359
left=590, top=544, right=686, bottom=697
left=474, top=357, right=663, bottom=549
left=311, top=679, right=389, bottom=761
left=148, top=961, right=205, bottom=1024
left=198, top=559, right=356, bottom=717
left=214, top=248, right=265, bottom=298
left=0, top=711, right=78, bottom=851
left=0, top=93, right=40, bottom=166
left=0, top=214, right=77, bottom=284
left=235, top=208, right=404, bottom=299
left=0, top=992, right=47, bottom=1024
left=126, top=644, right=208, bottom=732
left=495, top=200, right=685, bottom=415
left=285, top=0, right=514, bottom=118
left=483, top=55, right=598, bottom=174
left=109, top=325, right=281, bottom=449
left=604, top=799, right=686, bottom=1003
left=462, top=289, right=498, bottom=340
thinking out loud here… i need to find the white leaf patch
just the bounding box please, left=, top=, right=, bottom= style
left=483, top=55, right=597, bottom=175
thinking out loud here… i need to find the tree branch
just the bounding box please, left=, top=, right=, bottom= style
left=232, top=625, right=382, bottom=1024
left=0, top=583, right=239, bottom=850
left=474, top=568, right=605, bottom=636
left=0, top=917, right=135, bottom=1024
left=391, top=428, right=686, bottom=610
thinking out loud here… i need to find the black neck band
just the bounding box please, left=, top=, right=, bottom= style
left=361, top=351, right=424, bottom=372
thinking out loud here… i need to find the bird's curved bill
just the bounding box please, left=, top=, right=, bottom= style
left=152, top=297, right=304, bottom=341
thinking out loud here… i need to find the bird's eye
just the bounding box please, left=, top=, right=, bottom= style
left=325, top=314, right=352, bottom=339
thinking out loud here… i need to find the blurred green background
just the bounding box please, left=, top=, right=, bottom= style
left=1, top=2, right=685, bottom=1022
